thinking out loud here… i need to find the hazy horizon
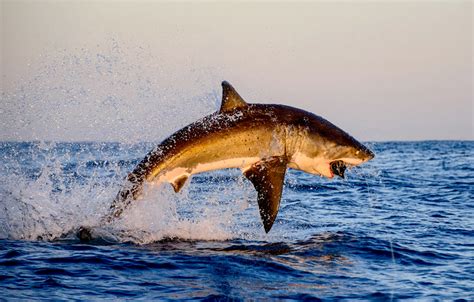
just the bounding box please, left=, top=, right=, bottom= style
left=1, top=1, right=472, bottom=142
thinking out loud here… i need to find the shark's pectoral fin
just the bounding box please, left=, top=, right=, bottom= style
left=243, top=157, right=287, bottom=233
left=171, top=174, right=189, bottom=193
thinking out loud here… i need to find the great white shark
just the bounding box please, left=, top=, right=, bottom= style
left=78, top=81, right=374, bottom=240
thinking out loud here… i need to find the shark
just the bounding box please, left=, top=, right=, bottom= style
left=78, top=81, right=374, bottom=240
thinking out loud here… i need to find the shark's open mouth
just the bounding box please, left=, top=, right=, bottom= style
left=330, top=160, right=347, bottom=179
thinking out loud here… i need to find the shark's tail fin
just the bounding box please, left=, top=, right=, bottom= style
left=104, top=177, right=143, bottom=223
left=76, top=173, right=144, bottom=242
left=77, top=226, right=93, bottom=241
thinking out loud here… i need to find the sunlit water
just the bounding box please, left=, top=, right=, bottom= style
left=0, top=141, right=473, bottom=300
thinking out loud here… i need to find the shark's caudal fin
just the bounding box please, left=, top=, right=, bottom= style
left=243, top=157, right=287, bottom=233
left=220, top=81, right=248, bottom=112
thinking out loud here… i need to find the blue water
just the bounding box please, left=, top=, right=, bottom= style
left=0, top=141, right=473, bottom=300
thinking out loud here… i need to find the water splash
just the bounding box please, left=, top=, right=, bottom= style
left=1, top=39, right=220, bottom=143
left=0, top=141, right=265, bottom=243
left=0, top=39, right=238, bottom=242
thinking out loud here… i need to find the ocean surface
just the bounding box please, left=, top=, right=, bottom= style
left=0, top=140, right=472, bottom=300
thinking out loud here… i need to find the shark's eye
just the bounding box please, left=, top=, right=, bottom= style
left=330, top=160, right=346, bottom=179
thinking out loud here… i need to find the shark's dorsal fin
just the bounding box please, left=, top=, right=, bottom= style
left=220, top=81, right=248, bottom=112
left=243, top=157, right=287, bottom=233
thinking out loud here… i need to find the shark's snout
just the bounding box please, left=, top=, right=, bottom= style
left=352, top=142, right=375, bottom=163
left=361, top=147, right=375, bottom=162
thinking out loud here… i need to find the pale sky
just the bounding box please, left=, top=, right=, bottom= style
left=1, top=1, right=472, bottom=142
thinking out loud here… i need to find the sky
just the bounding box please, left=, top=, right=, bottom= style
left=1, top=0, right=472, bottom=142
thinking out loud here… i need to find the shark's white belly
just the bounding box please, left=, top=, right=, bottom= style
left=155, top=156, right=261, bottom=185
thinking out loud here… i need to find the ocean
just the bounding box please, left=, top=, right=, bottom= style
left=0, top=140, right=472, bottom=300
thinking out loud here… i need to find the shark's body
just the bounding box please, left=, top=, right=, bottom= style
left=78, top=81, right=374, bottom=240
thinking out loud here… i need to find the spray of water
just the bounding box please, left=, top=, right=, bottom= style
left=0, top=140, right=268, bottom=243
left=0, top=40, right=266, bottom=243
